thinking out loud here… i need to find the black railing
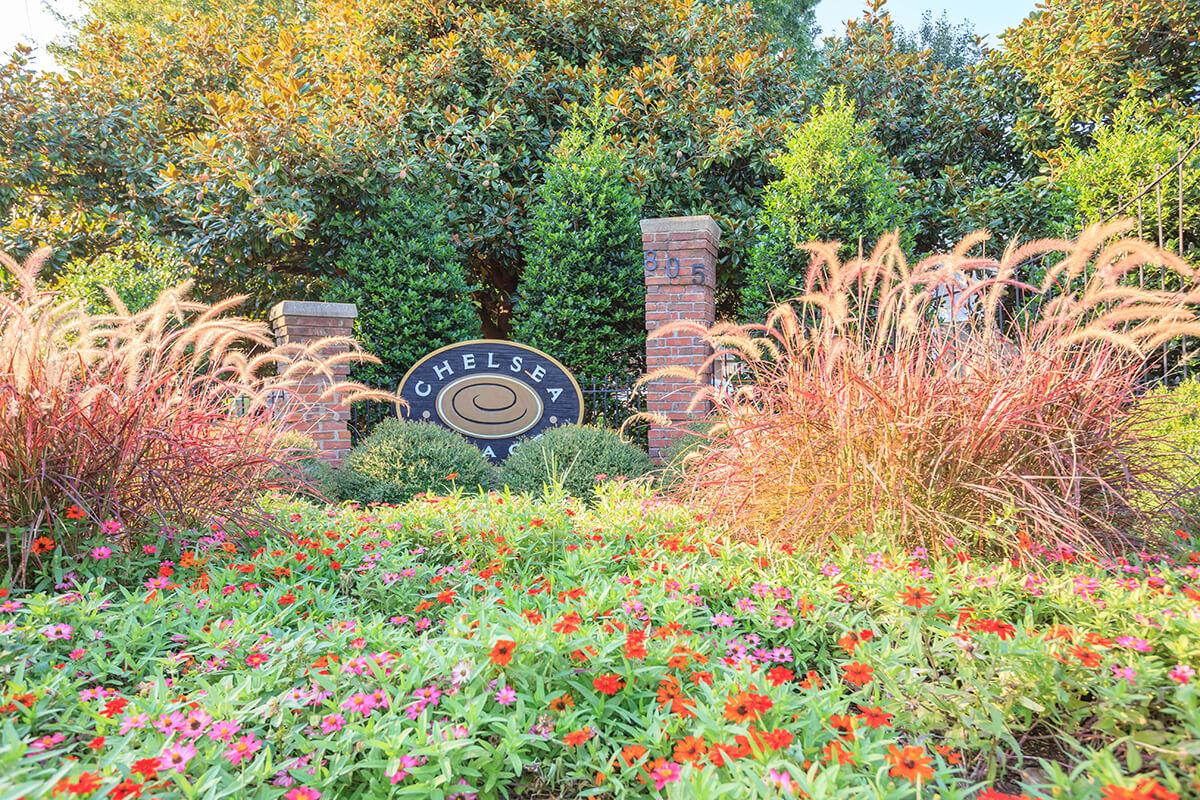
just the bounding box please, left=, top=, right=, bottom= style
left=348, top=375, right=647, bottom=447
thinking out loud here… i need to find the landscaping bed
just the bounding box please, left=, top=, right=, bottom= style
left=2, top=485, right=1197, bottom=799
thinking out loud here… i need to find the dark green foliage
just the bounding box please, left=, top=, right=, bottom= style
left=512, top=119, right=643, bottom=379
left=740, top=87, right=911, bottom=320
left=334, top=420, right=494, bottom=504
left=324, top=191, right=480, bottom=388
left=499, top=424, right=651, bottom=499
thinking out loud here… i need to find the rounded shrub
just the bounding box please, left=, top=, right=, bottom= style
left=741, top=87, right=912, bottom=321
left=334, top=420, right=494, bottom=504
left=499, top=424, right=652, bottom=498
left=54, top=238, right=192, bottom=313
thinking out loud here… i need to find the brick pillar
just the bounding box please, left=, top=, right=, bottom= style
left=268, top=300, right=358, bottom=464
left=641, top=216, right=720, bottom=462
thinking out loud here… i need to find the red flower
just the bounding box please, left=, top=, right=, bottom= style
left=1101, top=779, right=1179, bottom=800
left=130, top=758, right=159, bottom=780
left=489, top=640, right=516, bottom=667
left=898, top=586, right=935, bottom=609
left=857, top=705, right=894, bottom=729
left=52, top=772, right=102, bottom=796
left=593, top=674, right=625, bottom=696
left=841, top=661, right=874, bottom=686
left=822, top=739, right=855, bottom=764
left=553, top=612, right=582, bottom=634
left=885, top=744, right=934, bottom=783
left=100, top=697, right=128, bottom=718
left=245, top=653, right=269, bottom=668
left=108, top=779, right=143, bottom=800
left=766, top=666, right=794, bottom=686
left=563, top=727, right=594, bottom=747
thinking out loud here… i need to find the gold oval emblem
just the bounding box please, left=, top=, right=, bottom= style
left=435, top=374, right=544, bottom=439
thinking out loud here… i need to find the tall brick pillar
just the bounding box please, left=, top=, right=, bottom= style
left=641, top=216, right=720, bottom=462
left=269, top=300, right=358, bottom=464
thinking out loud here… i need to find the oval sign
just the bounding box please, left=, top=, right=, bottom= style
left=398, top=340, right=584, bottom=462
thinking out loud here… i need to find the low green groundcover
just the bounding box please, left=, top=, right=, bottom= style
left=1, top=484, right=1197, bottom=799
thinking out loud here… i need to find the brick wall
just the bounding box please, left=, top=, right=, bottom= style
left=641, top=216, right=720, bottom=462
left=268, top=300, right=358, bottom=463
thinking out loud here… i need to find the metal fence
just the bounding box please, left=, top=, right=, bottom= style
left=348, top=374, right=647, bottom=447
left=1104, top=136, right=1200, bottom=385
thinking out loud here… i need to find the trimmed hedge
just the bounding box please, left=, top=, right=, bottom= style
left=511, top=116, right=644, bottom=379
left=324, top=190, right=480, bottom=387
left=334, top=420, right=493, bottom=504
left=499, top=424, right=651, bottom=498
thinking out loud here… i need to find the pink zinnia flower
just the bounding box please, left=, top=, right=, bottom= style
left=1169, top=664, right=1195, bottom=684
left=284, top=788, right=319, bottom=800
left=208, top=720, right=241, bottom=742
left=494, top=686, right=517, bottom=706
left=160, top=741, right=197, bottom=773
left=100, top=519, right=123, bottom=536
left=90, top=546, right=112, bottom=560
left=225, top=733, right=262, bottom=766
left=650, top=760, right=681, bottom=790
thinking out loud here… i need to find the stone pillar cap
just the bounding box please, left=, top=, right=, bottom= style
left=640, top=215, right=722, bottom=240
left=269, top=300, right=358, bottom=321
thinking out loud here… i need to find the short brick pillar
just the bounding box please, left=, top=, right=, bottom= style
left=269, top=300, right=358, bottom=463
left=641, top=215, right=720, bottom=462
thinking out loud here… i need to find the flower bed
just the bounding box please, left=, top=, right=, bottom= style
left=1, top=485, right=1198, bottom=799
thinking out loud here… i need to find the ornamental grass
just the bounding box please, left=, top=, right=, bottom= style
left=647, top=223, right=1200, bottom=555
left=0, top=248, right=388, bottom=583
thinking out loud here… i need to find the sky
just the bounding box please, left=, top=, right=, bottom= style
left=2, top=0, right=1038, bottom=72
left=814, top=0, right=1039, bottom=43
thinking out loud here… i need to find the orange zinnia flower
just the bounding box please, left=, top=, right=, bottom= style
left=898, top=586, right=935, bottom=609
left=563, top=727, right=594, bottom=747
left=618, top=743, right=647, bottom=767
left=548, top=693, right=575, bottom=712
left=673, top=735, right=708, bottom=763
left=886, top=744, right=934, bottom=782
left=489, top=639, right=516, bottom=667
left=841, top=661, right=874, bottom=686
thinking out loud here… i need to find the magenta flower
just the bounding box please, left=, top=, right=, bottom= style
left=160, top=741, right=197, bottom=773
left=494, top=686, right=517, bottom=706
left=650, top=760, right=681, bottom=790
left=225, top=733, right=263, bottom=766
left=1169, top=664, right=1195, bottom=684
left=209, top=720, right=242, bottom=742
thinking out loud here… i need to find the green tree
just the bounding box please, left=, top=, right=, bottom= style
left=999, top=0, right=1200, bottom=130
left=324, top=190, right=480, bottom=387
left=511, top=114, right=643, bottom=379
left=740, top=87, right=910, bottom=320
left=53, top=237, right=192, bottom=313
left=2, top=0, right=806, bottom=325
left=1051, top=97, right=1200, bottom=248
left=815, top=3, right=1071, bottom=253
